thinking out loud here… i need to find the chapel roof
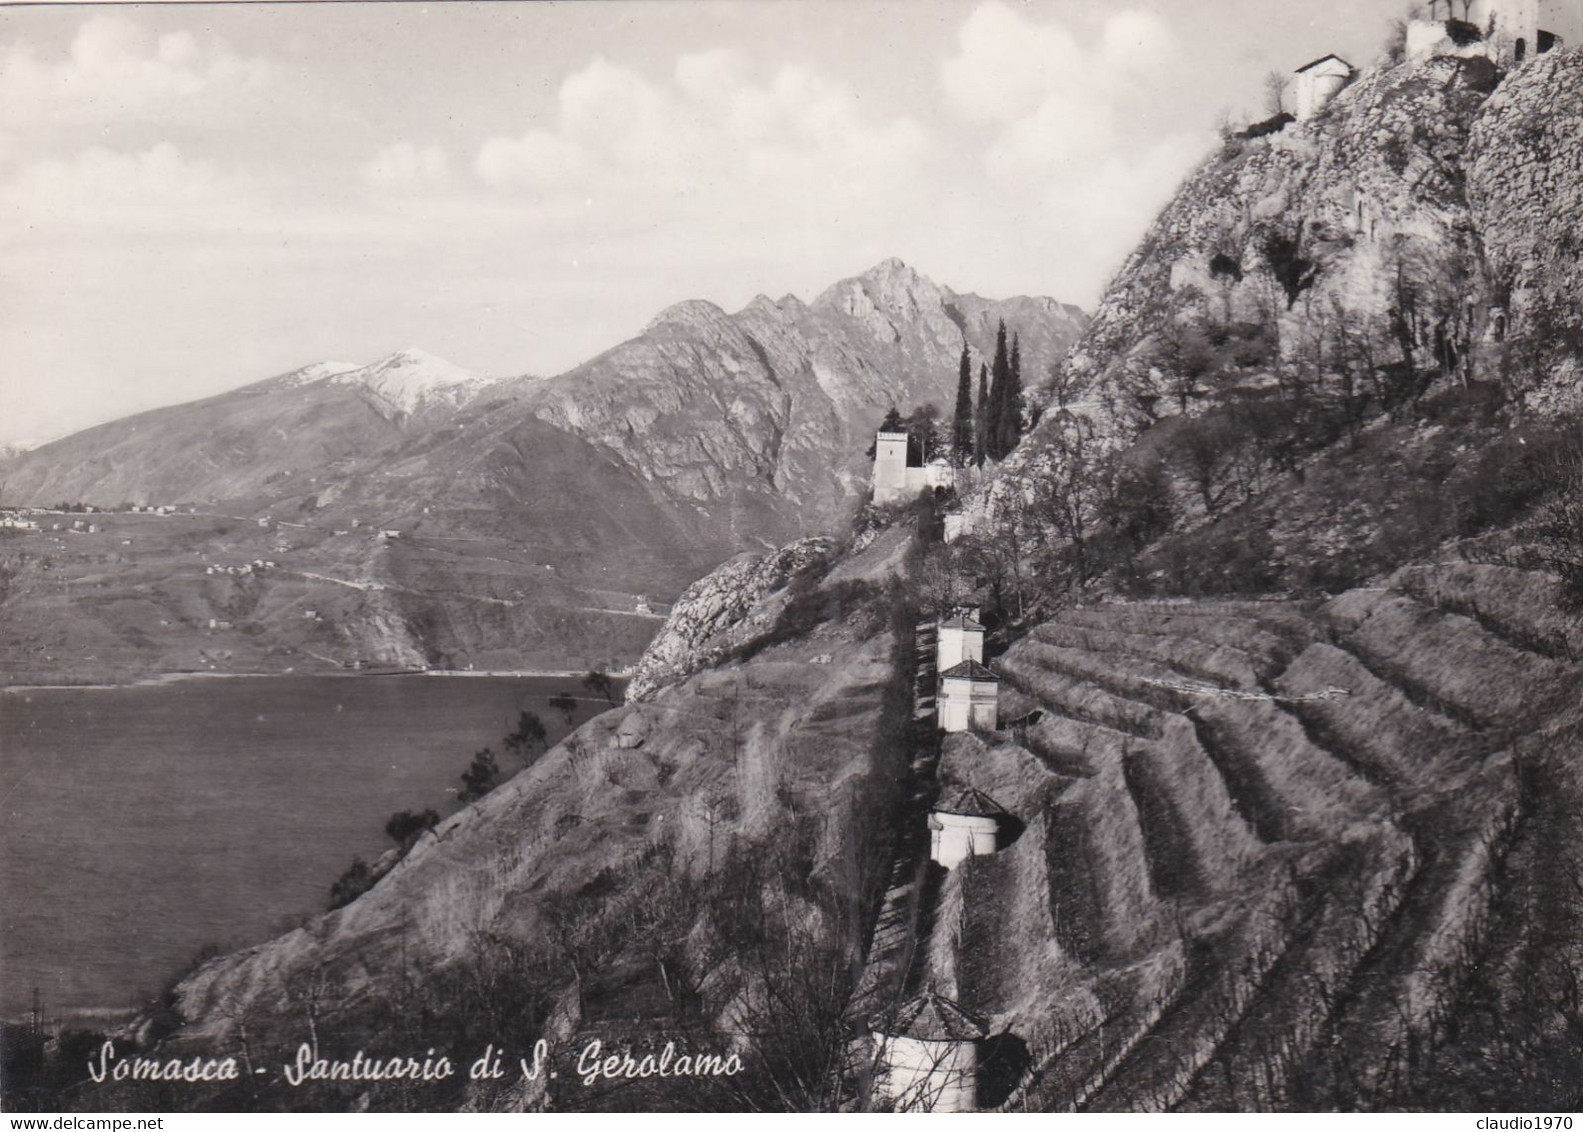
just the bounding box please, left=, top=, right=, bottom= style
left=876, top=990, right=989, bottom=1042
left=940, top=659, right=1000, bottom=682
left=1295, top=53, right=1355, bottom=74
left=934, top=786, right=1007, bottom=818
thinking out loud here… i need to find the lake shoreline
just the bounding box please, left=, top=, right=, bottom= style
left=1, top=668, right=619, bottom=694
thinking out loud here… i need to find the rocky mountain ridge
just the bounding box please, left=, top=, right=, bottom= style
left=519, top=257, right=1085, bottom=519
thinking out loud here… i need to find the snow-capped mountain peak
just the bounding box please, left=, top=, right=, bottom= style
left=330, top=348, right=496, bottom=416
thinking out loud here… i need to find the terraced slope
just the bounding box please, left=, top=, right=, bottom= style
left=930, top=565, right=1583, bottom=1111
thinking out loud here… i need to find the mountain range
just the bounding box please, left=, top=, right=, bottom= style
left=0, top=259, right=1086, bottom=680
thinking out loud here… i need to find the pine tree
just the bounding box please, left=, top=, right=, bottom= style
left=974, top=362, right=990, bottom=467
left=987, top=320, right=1011, bottom=460
left=952, top=343, right=974, bottom=464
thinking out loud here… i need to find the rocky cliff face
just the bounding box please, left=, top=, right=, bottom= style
left=1466, top=49, right=1583, bottom=410
left=1001, top=49, right=1580, bottom=469
left=942, top=47, right=1583, bottom=589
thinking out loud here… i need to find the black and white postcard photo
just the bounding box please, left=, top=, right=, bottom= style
left=1, top=0, right=1581, bottom=1117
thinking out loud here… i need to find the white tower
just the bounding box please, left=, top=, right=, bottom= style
left=872, top=430, right=912, bottom=505
left=936, top=609, right=985, bottom=671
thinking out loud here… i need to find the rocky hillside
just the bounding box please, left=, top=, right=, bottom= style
left=891, top=45, right=1583, bottom=1112
left=0, top=261, right=1085, bottom=680
left=51, top=520, right=1583, bottom=1112
left=999, top=47, right=1582, bottom=474
left=936, top=46, right=1583, bottom=618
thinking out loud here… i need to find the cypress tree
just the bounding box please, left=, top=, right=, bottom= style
left=974, top=362, right=990, bottom=467
left=987, top=320, right=1010, bottom=460
left=952, top=343, right=974, bottom=464
left=1000, top=332, right=1024, bottom=457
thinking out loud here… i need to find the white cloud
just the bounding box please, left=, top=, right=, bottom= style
left=475, top=129, right=588, bottom=191
left=473, top=50, right=931, bottom=233
left=0, top=15, right=270, bottom=128
left=941, top=2, right=1085, bottom=123
left=363, top=142, right=451, bottom=188
left=941, top=2, right=1211, bottom=296
left=943, top=3, right=1178, bottom=124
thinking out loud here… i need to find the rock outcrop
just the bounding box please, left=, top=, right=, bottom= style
left=149, top=531, right=913, bottom=1114
left=948, top=48, right=1583, bottom=557
left=624, top=536, right=834, bottom=701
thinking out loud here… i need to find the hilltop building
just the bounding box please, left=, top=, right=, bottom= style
left=938, top=660, right=999, bottom=733
left=871, top=991, right=988, bottom=1112
left=1407, top=0, right=1562, bottom=67
left=929, top=787, right=1005, bottom=869
left=936, top=609, right=985, bottom=671
left=1293, top=55, right=1356, bottom=120
left=872, top=429, right=953, bottom=506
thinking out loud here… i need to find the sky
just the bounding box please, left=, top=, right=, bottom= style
left=2, top=0, right=1576, bottom=447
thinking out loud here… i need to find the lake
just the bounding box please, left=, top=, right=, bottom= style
left=0, top=674, right=610, bottom=1023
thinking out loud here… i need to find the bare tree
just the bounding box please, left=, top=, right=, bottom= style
left=1024, top=415, right=1107, bottom=594
left=1262, top=69, right=1288, bottom=118
left=1046, top=359, right=1079, bottom=414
